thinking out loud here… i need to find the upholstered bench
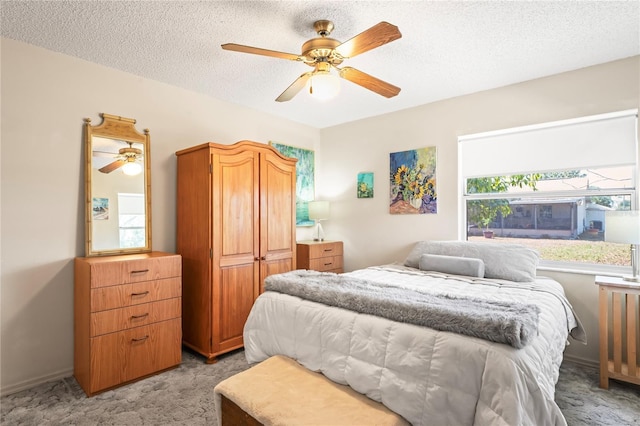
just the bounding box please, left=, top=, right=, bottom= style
left=214, top=355, right=409, bottom=426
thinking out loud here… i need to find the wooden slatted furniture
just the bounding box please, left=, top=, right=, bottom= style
left=214, top=355, right=409, bottom=426
left=297, top=240, right=344, bottom=273
left=596, top=275, right=640, bottom=389
left=176, top=141, right=297, bottom=363
left=74, top=252, right=182, bottom=396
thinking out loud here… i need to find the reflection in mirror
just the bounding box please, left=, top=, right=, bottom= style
left=84, top=114, right=151, bottom=256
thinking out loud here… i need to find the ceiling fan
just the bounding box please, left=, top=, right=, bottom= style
left=97, top=141, right=143, bottom=175
left=222, top=20, right=402, bottom=101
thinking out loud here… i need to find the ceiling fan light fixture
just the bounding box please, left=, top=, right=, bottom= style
left=308, top=71, right=340, bottom=101
left=122, top=160, right=142, bottom=176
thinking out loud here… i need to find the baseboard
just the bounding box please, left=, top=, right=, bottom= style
left=562, top=354, right=599, bottom=369
left=0, top=368, right=74, bottom=397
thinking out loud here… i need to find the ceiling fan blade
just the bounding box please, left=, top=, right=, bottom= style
left=339, top=66, right=401, bottom=98
left=99, top=160, right=125, bottom=174
left=221, top=43, right=304, bottom=61
left=276, top=73, right=312, bottom=102
left=334, top=22, right=401, bottom=59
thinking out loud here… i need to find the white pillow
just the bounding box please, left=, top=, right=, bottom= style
left=418, top=254, right=485, bottom=278
left=405, top=241, right=539, bottom=282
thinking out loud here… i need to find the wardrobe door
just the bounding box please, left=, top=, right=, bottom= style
left=212, top=149, right=260, bottom=353
left=259, top=150, right=297, bottom=293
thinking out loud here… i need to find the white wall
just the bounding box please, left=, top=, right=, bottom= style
left=318, top=55, right=640, bottom=364
left=2, top=36, right=638, bottom=394
left=0, top=38, right=320, bottom=394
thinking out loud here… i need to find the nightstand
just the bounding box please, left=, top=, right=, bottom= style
left=596, top=275, right=640, bottom=389
left=297, top=240, right=344, bottom=273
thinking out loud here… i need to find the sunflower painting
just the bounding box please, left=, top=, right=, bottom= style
left=389, top=147, right=437, bottom=214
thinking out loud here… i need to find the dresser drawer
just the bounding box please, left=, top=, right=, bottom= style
left=89, top=254, right=181, bottom=288
left=89, top=318, right=182, bottom=393
left=306, top=242, right=343, bottom=259
left=309, top=256, right=344, bottom=272
left=91, top=277, right=181, bottom=312
left=91, top=298, right=181, bottom=336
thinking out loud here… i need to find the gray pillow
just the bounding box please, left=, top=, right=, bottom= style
left=405, top=241, right=540, bottom=282
left=418, top=254, right=485, bottom=278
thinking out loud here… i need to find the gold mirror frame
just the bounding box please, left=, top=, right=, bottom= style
left=84, top=113, right=152, bottom=256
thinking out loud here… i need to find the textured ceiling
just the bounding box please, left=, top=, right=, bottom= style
left=2, top=1, right=638, bottom=128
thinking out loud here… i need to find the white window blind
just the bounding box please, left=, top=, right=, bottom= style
left=118, top=193, right=144, bottom=215
left=459, top=110, right=637, bottom=178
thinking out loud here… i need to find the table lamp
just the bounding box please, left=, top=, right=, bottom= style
left=308, top=201, right=330, bottom=241
left=605, top=210, right=640, bottom=282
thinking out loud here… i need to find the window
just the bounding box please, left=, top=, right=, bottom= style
left=118, top=193, right=145, bottom=248
left=459, top=110, right=638, bottom=271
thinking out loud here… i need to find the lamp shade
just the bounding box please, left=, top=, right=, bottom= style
left=605, top=210, right=640, bottom=244
left=308, top=201, right=330, bottom=221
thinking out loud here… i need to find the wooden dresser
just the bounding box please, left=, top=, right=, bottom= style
left=297, top=240, right=344, bottom=273
left=74, top=252, right=182, bottom=396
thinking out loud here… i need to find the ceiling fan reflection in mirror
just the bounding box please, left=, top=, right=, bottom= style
left=222, top=20, right=402, bottom=101
left=97, top=141, right=143, bottom=175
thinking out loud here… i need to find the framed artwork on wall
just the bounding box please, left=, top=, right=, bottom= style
left=357, top=172, right=374, bottom=198
left=269, top=141, right=315, bottom=226
left=389, top=147, right=437, bottom=214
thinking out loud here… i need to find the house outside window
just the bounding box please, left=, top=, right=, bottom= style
left=459, top=110, right=638, bottom=272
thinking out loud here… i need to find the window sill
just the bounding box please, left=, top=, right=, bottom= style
left=538, top=261, right=630, bottom=278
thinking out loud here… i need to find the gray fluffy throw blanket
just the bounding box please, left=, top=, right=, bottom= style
left=265, top=270, right=540, bottom=349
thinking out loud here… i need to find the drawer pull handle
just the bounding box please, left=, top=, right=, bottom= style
left=131, top=335, right=149, bottom=342
left=323, top=249, right=333, bottom=252
left=131, top=291, right=150, bottom=297
left=131, top=313, right=149, bottom=320
left=130, top=269, right=149, bottom=274
left=324, top=263, right=333, bottom=266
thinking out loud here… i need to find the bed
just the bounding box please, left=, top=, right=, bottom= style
left=243, top=241, right=585, bottom=426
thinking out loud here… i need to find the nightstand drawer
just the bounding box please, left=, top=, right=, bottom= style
left=309, top=256, right=343, bottom=272
left=91, top=297, right=181, bottom=336
left=306, top=242, right=343, bottom=259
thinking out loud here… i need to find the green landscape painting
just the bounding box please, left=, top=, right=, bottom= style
left=269, top=142, right=315, bottom=226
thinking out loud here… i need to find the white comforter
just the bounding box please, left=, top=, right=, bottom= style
left=243, top=265, right=584, bottom=426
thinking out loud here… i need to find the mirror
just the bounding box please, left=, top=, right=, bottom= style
left=84, top=113, right=152, bottom=256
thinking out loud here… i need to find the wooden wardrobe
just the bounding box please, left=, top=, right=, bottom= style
left=176, top=141, right=297, bottom=363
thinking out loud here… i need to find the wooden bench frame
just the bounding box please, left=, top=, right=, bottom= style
left=214, top=355, right=409, bottom=426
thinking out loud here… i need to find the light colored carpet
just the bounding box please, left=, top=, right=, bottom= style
left=1, top=349, right=639, bottom=425
left=555, top=361, right=640, bottom=425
